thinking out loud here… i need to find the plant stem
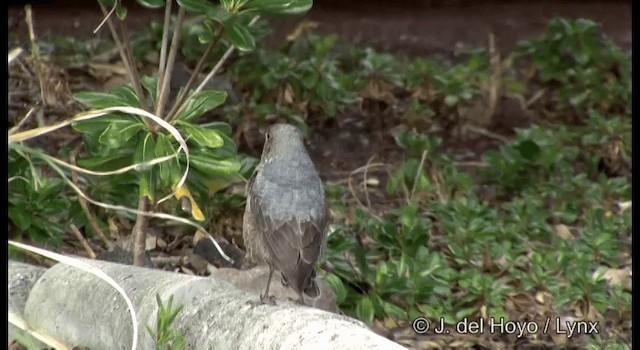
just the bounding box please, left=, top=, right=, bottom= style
left=170, top=15, right=260, bottom=122
left=119, top=19, right=149, bottom=111
left=133, top=196, right=150, bottom=267
left=97, top=1, right=151, bottom=126
left=166, top=26, right=225, bottom=122
left=156, top=0, right=174, bottom=102
left=156, top=7, right=186, bottom=119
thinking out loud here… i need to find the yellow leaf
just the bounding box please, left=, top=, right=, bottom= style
left=172, top=184, right=205, bottom=222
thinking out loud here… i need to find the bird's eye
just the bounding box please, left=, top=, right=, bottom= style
left=265, top=132, right=270, bottom=141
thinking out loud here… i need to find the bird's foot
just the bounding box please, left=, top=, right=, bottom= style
left=287, top=296, right=306, bottom=306
left=260, top=294, right=277, bottom=305
left=245, top=294, right=276, bottom=306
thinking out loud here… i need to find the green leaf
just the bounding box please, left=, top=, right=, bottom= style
left=207, top=5, right=232, bottom=23
left=324, top=273, right=347, bottom=303
left=155, top=133, right=181, bottom=185
left=178, top=122, right=224, bottom=148
left=9, top=206, right=31, bottom=231
left=177, top=90, right=227, bottom=121
left=116, top=6, right=128, bottom=20
left=141, top=75, right=159, bottom=107
left=383, top=301, right=407, bottom=320
left=199, top=121, right=233, bottom=136
left=516, top=140, right=541, bottom=161
left=134, top=134, right=157, bottom=201
left=112, top=85, right=142, bottom=107
left=136, top=0, right=165, bottom=8
left=74, top=85, right=140, bottom=108
left=356, top=297, right=375, bottom=324
left=247, top=0, right=312, bottom=15
left=77, top=150, right=134, bottom=171
left=226, top=20, right=256, bottom=52
left=177, top=0, right=216, bottom=14
left=74, top=92, right=126, bottom=109
left=301, top=70, right=319, bottom=89
left=98, top=120, right=145, bottom=149
left=187, top=151, right=241, bottom=176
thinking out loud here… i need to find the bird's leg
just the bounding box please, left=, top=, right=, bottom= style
left=260, top=264, right=276, bottom=305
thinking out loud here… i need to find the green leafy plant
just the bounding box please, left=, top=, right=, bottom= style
left=228, top=30, right=355, bottom=127
left=8, top=149, right=77, bottom=246
left=146, top=294, right=186, bottom=350
left=515, top=17, right=631, bottom=119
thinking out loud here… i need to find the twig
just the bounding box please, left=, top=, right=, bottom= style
left=9, top=107, right=36, bottom=135
left=156, top=7, right=186, bottom=118
left=525, top=89, right=546, bottom=109
left=454, top=161, right=489, bottom=168
left=24, top=5, right=46, bottom=107
left=465, top=125, right=510, bottom=144
left=486, top=32, right=501, bottom=120
left=97, top=1, right=151, bottom=117
left=92, top=0, right=117, bottom=34
left=156, top=0, right=173, bottom=99
left=347, top=162, right=387, bottom=208
left=119, top=19, right=149, bottom=111
left=362, top=155, right=376, bottom=209
left=70, top=144, right=111, bottom=248
left=409, top=150, right=427, bottom=203
left=69, top=224, right=97, bottom=259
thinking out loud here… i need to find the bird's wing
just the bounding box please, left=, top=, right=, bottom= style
left=248, top=182, right=325, bottom=271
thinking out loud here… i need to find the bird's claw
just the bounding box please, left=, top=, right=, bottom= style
left=260, top=294, right=277, bottom=305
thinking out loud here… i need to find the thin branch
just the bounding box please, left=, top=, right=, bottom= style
left=9, top=107, right=37, bottom=135
left=156, top=7, right=186, bottom=118
left=465, top=125, right=510, bottom=144
left=118, top=19, right=149, bottom=111
left=97, top=1, right=151, bottom=119
left=70, top=143, right=111, bottom=248
left=156, top=0, right=174, bottom=99
left=24, top=5, right=46, bottom=107
left=70, top=224, right=97, bottom=259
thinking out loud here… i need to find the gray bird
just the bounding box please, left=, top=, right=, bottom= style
left=243, top=123, right=327, bottom=305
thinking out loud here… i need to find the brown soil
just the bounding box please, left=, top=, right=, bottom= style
left=9, top=0, right=631, bottom=203
left=10, top=1, right=631, bottom=54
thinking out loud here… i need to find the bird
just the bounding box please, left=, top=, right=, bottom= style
left=243, top=123, right=327, bottom=305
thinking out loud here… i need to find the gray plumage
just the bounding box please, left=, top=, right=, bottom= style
left=243, top=123, right=327, bottom=304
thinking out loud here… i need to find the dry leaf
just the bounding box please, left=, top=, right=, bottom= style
left=601, top=267, right=632, bottom=291
left=145, top=234, right=157, bottom=251
left=361, top=77, right=396, bottom=104
left=192, top=228, right=207, bottom=245
left=554, top=224, right=575, bottom=240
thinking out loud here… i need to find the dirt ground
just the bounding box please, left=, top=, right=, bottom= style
left=9, top=1, right=632, bottom=55
left=9, top=0, right=631, bottom=178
